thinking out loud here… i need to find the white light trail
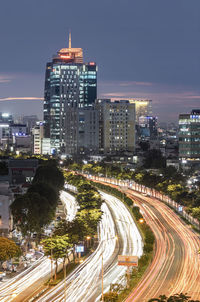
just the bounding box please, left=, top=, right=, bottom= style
left=36, top=191, right=143, bottom=302
left=0, top=191, right=77, bottom=302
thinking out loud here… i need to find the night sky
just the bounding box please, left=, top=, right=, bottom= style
left=0, top=0, right=200, bottom=122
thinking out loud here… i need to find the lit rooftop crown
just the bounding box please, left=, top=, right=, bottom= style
left=55, top=31, right=83, bottom=63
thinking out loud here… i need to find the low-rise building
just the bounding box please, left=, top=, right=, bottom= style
left=32, top=122, right=44, bottom=154
left=8, top=159, right=38, bottom=185
left=0, top=182, right=13, bottom=236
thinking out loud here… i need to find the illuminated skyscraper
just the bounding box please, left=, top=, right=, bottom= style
left=128, top=99, right=152, bottom=123
left=44, top=34, right=97, bottom=153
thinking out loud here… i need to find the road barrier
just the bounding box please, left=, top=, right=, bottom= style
left=87, top=175, right=200, bottom=231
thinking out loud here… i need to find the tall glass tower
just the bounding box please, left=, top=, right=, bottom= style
left=43, top=34, right=97, bottom=154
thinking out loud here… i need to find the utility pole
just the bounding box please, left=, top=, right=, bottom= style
left=101, top=249, right=104, bottom=302
left=50, top=237, right=53, bottom=282
left=64, top=257, right=67, bottom=301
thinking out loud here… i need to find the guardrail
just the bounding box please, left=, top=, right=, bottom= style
left=86, top=175, right=200, bottom=231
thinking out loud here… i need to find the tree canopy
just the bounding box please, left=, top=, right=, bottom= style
left=33, top=163, right=64, bottom=191
left=148, top=293, right=200, bottom=302
left=10, top=181, right=59, bottom=236
left=0, top=237, right=21, bottom=263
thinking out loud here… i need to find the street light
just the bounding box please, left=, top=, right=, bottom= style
left=139, top=218, right=144, bottom=224
left=101, top=236, right=118, bottom=302
left=86, top=236, right=91, bottom=248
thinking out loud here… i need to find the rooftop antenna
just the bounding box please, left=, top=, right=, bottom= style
left=69, top=30, right=71, bottom=48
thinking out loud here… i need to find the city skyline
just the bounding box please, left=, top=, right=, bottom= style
left=0, top=0, right=200, bottom=122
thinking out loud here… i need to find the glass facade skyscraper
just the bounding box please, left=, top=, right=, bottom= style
left=44, top=35, right=97, bottom=153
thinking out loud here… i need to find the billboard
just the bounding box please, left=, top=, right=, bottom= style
left=76, top=246, right=84, bottom=253
left=178, top=205, right=183, bottom=212
left=118, top=255, right=138, bottom=267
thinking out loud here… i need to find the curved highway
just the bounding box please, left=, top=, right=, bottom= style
left=122, top=189, right=200, bottom=301
left=35, top=191, right=143, bottom=302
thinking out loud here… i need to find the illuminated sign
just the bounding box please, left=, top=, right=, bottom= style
left=2, top=113, right=9, bottom=118
left=89, top=62, right=95, bottom=66
left=60, top=55, right=71, bottom=59
left=76, top=246, right=84, bottom=253
left=118, top=255, right=138, bottom=267
left=178, top=205, right=183, bottom=212
left=0, top=124, right=9, bottom=127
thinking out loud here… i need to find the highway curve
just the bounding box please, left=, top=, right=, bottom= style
left=125, top=189, right=200, bottom=302
left=35, top=191, right=143, bottom=302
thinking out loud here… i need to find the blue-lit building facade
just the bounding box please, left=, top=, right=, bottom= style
left=44, top=36, right=97, bottom=154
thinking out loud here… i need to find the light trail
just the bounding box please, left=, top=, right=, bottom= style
left=123, top=189, right=200, bottom=302
left=89, top=177, right=200, bottom=301
left=0, top=190, right=77, bottom=302
left=60, top=190, right=78, bottom=221
left=35, top=191, right=143, bottom=302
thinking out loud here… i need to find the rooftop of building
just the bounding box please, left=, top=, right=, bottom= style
left=53, top=33, right=83, bottom=64
left=8, top=159, right=38, bottom=168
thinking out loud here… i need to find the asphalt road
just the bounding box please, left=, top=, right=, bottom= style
left=35, top=191, right=143, bottom=302
left=124, top=189, right=200, bottom=302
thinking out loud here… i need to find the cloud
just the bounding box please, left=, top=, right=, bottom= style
left=0, top=74, right=14, bottom=83
left=119, top=81, right=154, bottom=87
left=0, top=97, right=43, bottom=102
left=98, top=80, right=154, bottom=87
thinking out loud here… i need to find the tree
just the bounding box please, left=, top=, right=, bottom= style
left=54, top=219, right=84, bottom=261
left=167, top=184, right=184, bottom=201
left=76, top=190, right=102, bottom=210
left=33, top=164, right=64, bottom=191
left=0, top=237, right=21, bottom=266
left=148, top=293, right=198, bottom=302
left=77, top=182, right=96, bottom=193
left=191, top=207, right=200, bottom=222
left=42, top=235, right=72, bottom=280
left=77, top=208, right=102, bottom=237
left=82, top=164, right=93, bottom=174
left=10, top=191, right=56, bottom=237
left=27, top=182, right=59, bottom=212
left=102, top=291, right=118, bottom=302
left=92, top=165, right=104, bottom=175
left=139, top=141, right=150, bottom=152
left=132, top=206, right=143, bottom=221
left=68, top=162, right=81, bottom=171
left=143, top=149, right=166, bottom=169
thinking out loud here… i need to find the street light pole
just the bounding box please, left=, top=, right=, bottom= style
left=64, top=257, right=67, bottom=302
left=101, top=242, right=104, bottom=302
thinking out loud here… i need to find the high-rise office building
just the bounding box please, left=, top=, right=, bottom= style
left=96, top=99, right=136, bottom=155
left=44, top=34, right=97, bottom=154
left=179, top=109, right=200, bottom=162
left=65, top=106, right=99, bottom=156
